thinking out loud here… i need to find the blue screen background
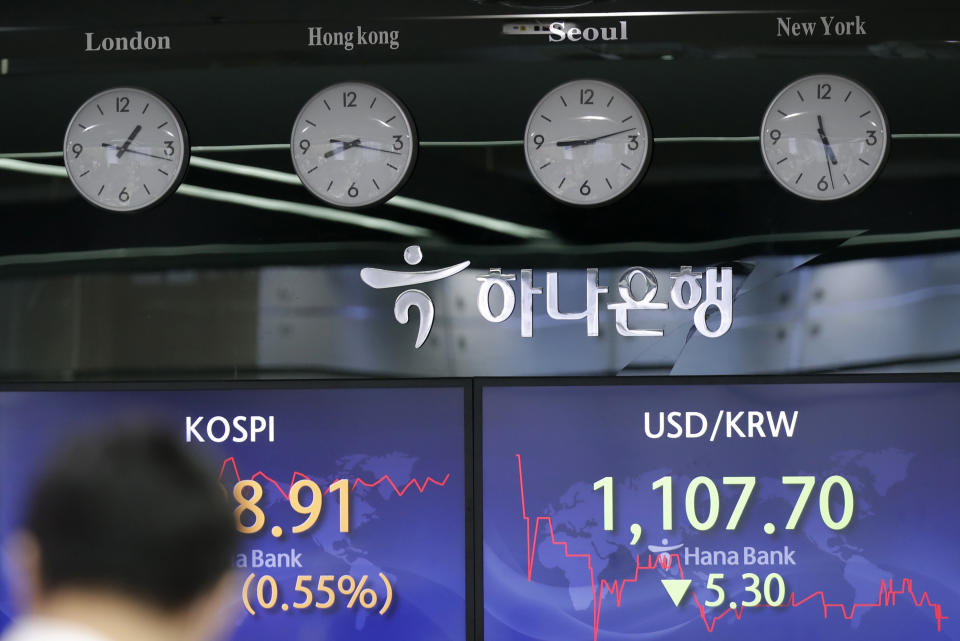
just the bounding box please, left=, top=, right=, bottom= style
left=482, top=382, right=960, bottom=641
left=0, top=386, right=466, bottom=641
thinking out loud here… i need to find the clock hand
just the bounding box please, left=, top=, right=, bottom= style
left=115, top=124, right=142, bottom=159
left=816, top=115, right=836, bottom=190
left=326, top=138, right=402, bottom=156
left=816, top=115, right=838, bottom=166
left=555, top=127, right=635, bottom=148
left=324, top=138, right=362, bottom=158
left=586, top=127, right=637, bottom=144
left=822, top=142, right=835, bottom=190
left=101, top=143, right=173, bottom=161
left=349, top=143, right=402, bottom=155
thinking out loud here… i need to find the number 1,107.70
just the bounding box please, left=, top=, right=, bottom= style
left=592, top=474, right=854, bottom=533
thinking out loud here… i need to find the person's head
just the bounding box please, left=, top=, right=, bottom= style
left=12, top=425, right=237, bottom=641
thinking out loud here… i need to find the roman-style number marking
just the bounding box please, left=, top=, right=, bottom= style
left=539, top=161, right=551, bottom=170
left=795, top=173, right=803, bottom=184
left=540, top=114, right=552, bottom=122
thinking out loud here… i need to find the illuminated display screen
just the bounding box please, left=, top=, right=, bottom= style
left=481, top=381, right=959, bottom=641
left=0, top=384, right=468, bottom=641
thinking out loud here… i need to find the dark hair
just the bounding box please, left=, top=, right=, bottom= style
left=25, top=425, right=237, bottom=610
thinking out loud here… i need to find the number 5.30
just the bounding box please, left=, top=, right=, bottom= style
left=704, top=572, right=786, bottom=608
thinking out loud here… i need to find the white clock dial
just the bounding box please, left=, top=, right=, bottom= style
left=524, top=79, right=652, bottom=207
left=64, top=87, right=189, bottom=212
left=291, top=82, right=417, bottom=209
left=761, top=74, right=889, bottom=201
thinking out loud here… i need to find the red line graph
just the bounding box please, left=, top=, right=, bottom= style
left=516, top=454, right=948, bottom=638
left=218, top=456, right=450, bottom=500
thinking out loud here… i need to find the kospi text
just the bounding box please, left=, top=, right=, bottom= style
left=185, top=415, right=276, bottom=443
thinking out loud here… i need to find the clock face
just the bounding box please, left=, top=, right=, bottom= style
left=64, top=87, right=189, bottom=212
left=760, top=74, right=889, bottom=201
left=524, top=79, right=652, bottom=207
left=291, top=82, right=417, bottom=208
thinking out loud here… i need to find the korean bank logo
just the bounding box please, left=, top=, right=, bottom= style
left=360, top=246, right=470, bottom=348
left=362, top=246, right=733, bottom=349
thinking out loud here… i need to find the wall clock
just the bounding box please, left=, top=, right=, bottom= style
left=291, top=82, right=417, bottom=209
left=760, top=74, right=889, bottom=201
left=64, top=87, right=189, bottom=212
left=523, top=79, right=652, bottom=207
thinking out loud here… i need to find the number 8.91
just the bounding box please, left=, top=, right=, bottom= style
left=231, top=477, right=351, bottom=535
